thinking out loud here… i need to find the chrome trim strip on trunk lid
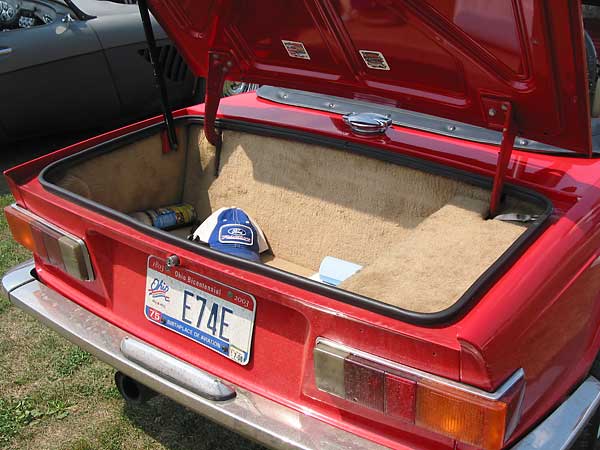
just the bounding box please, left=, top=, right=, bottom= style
left=256, top=86, right=580, bottom=155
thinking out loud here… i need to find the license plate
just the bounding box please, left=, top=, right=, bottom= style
left=144, top=256, right=256, bottom=365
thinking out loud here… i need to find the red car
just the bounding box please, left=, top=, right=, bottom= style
left=4, top=1, right=600, bottom=449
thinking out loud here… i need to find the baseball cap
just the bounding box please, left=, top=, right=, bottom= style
left=192, top=207, right=269, bottom=262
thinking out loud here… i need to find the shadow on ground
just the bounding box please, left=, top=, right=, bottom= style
left=0, top=132, right=97, bottom=194
left=123, top=395, right=266, bottom=450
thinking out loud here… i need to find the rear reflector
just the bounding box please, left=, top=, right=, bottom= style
left=5, top=204, right=94, bottom=281
left=314, top=339, right=525, bottom=450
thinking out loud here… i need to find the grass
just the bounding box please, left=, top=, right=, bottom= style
left=54, top=348, right=92, bottom=378
left=0, top=397, right=71, bottom=445
left=0, top=193, right=263, bottom=449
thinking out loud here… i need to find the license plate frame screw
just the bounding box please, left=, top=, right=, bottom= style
left=166, top=255, right=180, bottom=271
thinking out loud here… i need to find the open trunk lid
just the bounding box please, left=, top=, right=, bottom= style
left=148, top=0, right=592, bottom=155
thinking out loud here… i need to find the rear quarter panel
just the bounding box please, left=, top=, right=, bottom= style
left=459, top=188, right=600, bottom=444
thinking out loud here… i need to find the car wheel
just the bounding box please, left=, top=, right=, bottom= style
left=222, top=81, right=259, bottom=97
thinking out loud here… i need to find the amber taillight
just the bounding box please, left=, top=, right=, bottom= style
left=314, top=339, right=525, bottom=450
left=5, top=204, right=94, bottom=281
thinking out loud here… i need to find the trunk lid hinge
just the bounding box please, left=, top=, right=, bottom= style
left=205, top=51, right=233, bottom=175
left=138, top=0, right=178, bottom=152
left=485, top=99, right=517, bottom=218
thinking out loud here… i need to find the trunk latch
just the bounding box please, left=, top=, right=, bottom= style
left=343, top=112, right=392, bottom=135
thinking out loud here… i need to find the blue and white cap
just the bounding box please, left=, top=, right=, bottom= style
left=192, top=207, right=269, bottom=262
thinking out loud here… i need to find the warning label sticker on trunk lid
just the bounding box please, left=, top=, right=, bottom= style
left=282, top=40, right=311, bottom=60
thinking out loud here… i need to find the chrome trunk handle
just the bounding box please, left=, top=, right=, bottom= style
left=343, top=112, right=392, bottom=135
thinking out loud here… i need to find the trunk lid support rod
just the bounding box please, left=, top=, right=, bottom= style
left=205, top=51, right=233, bottom=175
left=489, top=101, right=516, bottom=218
left=138, top=0, right=178, bottom=151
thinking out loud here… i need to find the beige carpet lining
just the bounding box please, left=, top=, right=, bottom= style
left=51, top=124, right=542, bottom=313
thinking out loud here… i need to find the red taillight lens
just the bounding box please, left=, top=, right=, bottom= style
left=385, top=373, right=417, bottom=423
left=314, top=340, right=525, bottom=450
left=5, top=205, right=94, bottom=281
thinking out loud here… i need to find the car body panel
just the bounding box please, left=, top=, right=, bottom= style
left=0, top=6, right=122, bottom=138
left=0, top=52, right=121, bottom=140
left=6, top=92, right=600, bottom=447
left=0, top=9, right=100, bottom=72
left=0, top=0, right=198, bottom=142
left=147, top=0, right=592, bottom=155
left=83, top=1, right=168, bottom=47
left=87, top=7, right=200, bottom=122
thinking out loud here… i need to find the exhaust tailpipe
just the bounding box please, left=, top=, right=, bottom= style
left=114, top=371, right=157, bottom=404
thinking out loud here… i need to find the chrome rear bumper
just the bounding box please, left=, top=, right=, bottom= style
left=1, top=261, right=384, bottom=450
left=3, top=261, right=600, bottom=450
left=511, top=377, right=600, bottom=449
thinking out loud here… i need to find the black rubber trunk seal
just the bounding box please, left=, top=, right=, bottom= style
left=39, top=116, right=552, bottom=326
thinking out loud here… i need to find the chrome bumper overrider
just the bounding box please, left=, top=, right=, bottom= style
left=1, top=261, right=384, bottom=450
left=4, top=261, right=600, bottom=450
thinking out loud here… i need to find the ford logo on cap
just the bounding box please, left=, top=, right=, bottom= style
left=228, top=227, right=247, bottom=236
left=198, top=207, right=267, bottom=262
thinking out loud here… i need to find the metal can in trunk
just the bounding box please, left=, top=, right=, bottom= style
left=130, top=204, right=197, bottom=230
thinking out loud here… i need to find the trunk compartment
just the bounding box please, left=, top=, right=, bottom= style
left=39, top=118, right=547, bottom=319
